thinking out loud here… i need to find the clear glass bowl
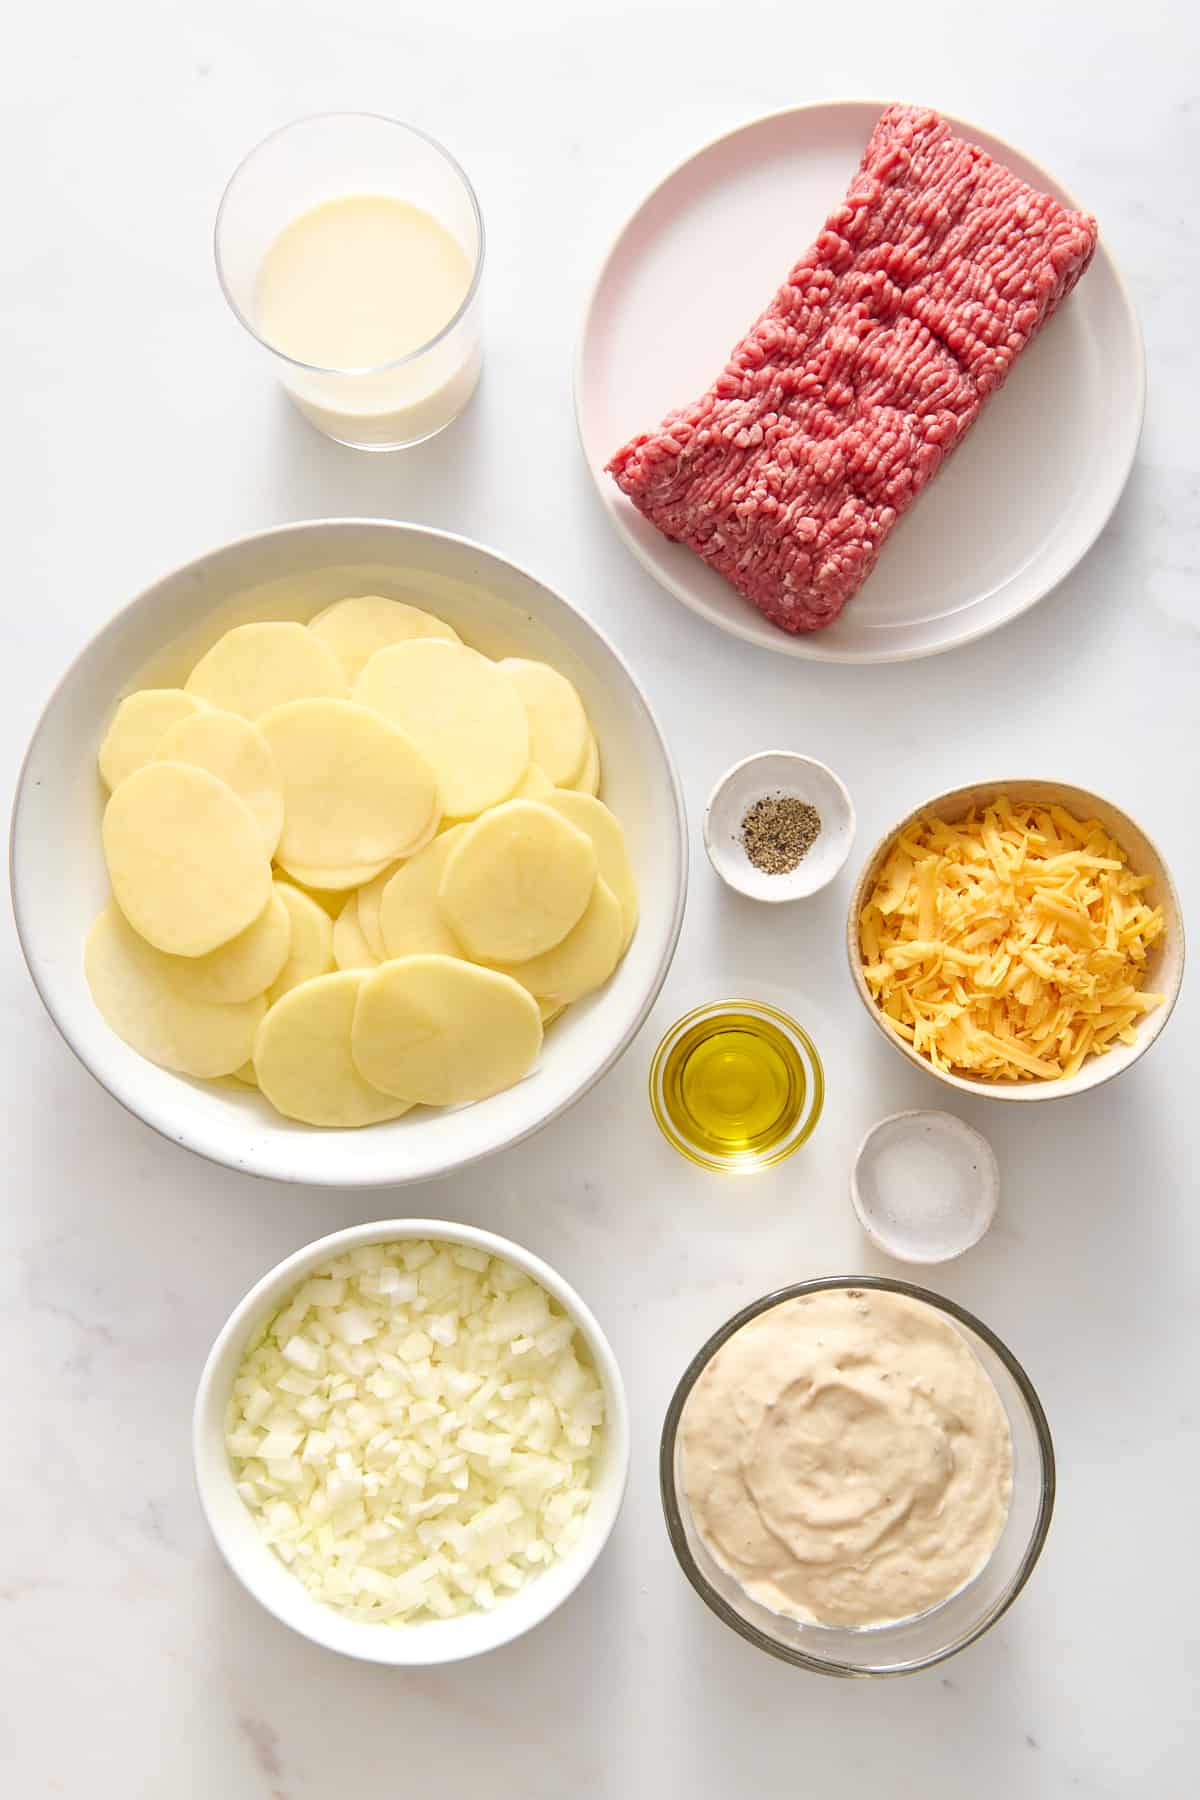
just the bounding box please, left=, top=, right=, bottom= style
left=659, top=1275, right=1055, bottom=1676
left=648, top=999, right=824, bottom=1173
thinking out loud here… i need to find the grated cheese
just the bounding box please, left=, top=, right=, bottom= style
left=859, top=798, right=1165, bottom=1083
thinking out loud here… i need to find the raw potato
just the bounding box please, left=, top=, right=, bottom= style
left=154, top=708, right=284, bottom=858
left=185, top=621, right=346, bottom=719
left=491, top=880, right=624, bottom=1002
left=97, top=689, right=208, bottom=791
left=378, top=827, right=468, bottom=961
left=512, top=763, right=555, bottom=801
left=350, top=861, right=401, bottom=961
left=268, top=883, right=335, bottom=1002
left=261, top=698, right=440, bottom=874
left=438, top=800, right=596, bottom=963
left=354, top=639, right=529, bottom=817
left=572, top=732, right=601, bottom=796
left=85, top=906, right=264, bottom=1077
left=103, top=761, right=271, bottom=957
left=500, top=659, right=589, bottom=786
left=274, top=855, right=395, bottom=893
left=167, top=890, right=291, bottom=1004
left=254, top=971, right=411, bottom=1127
left=232, top=1062, right=259, bottom=1086
left=332, top=895, right=380, bottom=970
left=543, top=791, right=638, bottom=949
left=539, top=999, right=565, bottom=1025
left=308, top=594, right=461, bottom=683
left=352, top=954, right=543, bottom=1106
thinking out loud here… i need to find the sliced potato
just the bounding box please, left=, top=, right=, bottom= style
left=268, top=882, right=336, bottom=1002
left=438, top=800, right=596, bottom=963
left=539, top=999, right=566, bottom=1026
left=85, top=906, right=264, bottom=1077
left=500, top=659, right=588, bottom=786
left=274, top=855, right=395, bottom=893
left=352, top=954, right=542, bottom=1106
left=332, top=894, right=380, bottom=970
left=543, top=790, right=638, bottom=950
left=490, top=880, right=623, bottom=1001
left=154, top=708, right=284, bottom=858
left=354, top=640, right=529, bottom=817
left=571, top=732, right=601, bottom=796
left=103, top=762, right=271, bottom=957
left=232, top=1061, right=259, bottom=1087
left=185, top=621, right=345, bottom=718
left=512, top=763, right=555, bottom=801
left=97, top=689, right=208, bottom=791
left=378, top=826, right=468, bottom=961
left=166, top=890, right=291, bottom=1004
left=261, top=697, right=440, bottom=874
left=254, top=971, right=411, bottom=1127
left=355, top=861, right=401, bottom=960
left=308, top=594, right=461, bottom=683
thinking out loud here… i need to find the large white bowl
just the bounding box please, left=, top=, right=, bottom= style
left=847, top=779, right=1184, bottom=1102
left=193, top=1219, right=631, bottom=1664
left=10, top=520, right=687, bottom=1184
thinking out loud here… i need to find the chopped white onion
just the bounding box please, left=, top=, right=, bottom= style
left=225, top=1240, right=604, bottom=1626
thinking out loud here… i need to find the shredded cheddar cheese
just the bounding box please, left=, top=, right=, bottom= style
left=859, top=797, right=1165, bottom=1083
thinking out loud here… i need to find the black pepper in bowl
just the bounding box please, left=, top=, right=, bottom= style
left=740, top=794, right=822, bottom=875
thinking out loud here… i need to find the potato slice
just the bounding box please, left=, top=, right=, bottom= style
left=438, top=800, right=596, bottom=962
left=85, top=906, right=264, bottom=1077
left=512, top=763, right=555, bottom=801
left=268, top=882, right=335, bottom=1002
left=539, top=999, right=566, bottom=1026
left=97, top=689, right=208, bottom=791
left=154, top=708, right=284, bottom=858
left=261, top=698, right=440, bottom=875
left=274, top=855, right=395, bottom=893
left=166, top=890, right=291, bottom=1004
left=490, top=880, right=623, bottom=1002
left=378, top=826, right=468, bottom=961
left=356, top=860, right=403, bottom=960
left=352, top=955, right=542, bottom=1106
left=543, top=791, right=638, bottom=950
left=103, top=762, right=271, bottom=956
left=500, top=659, right=589, bottom=786
left=232, top=1061, right=259, bottom=1087
left=185, top=621, right=345, bottom=718
left=354, top=640, right=529, bottom=817
left=332, top=894, right=380, bottom=970
left=308, top=594, right=461, bottom=683
left=570, top=731, right=601, bottom=796
left=254, top=971, right=411, bottom=1127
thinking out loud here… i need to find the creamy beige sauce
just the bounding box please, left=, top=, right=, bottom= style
left=680, top=1289, right=1012, bottom=1628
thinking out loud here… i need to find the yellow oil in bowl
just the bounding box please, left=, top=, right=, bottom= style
left=649, top=1000, right=824, bottom=1172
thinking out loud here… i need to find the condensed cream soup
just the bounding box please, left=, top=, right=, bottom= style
left=255, top=194, right=479, bottom=446
left=680, top=1288, right=1012, bottom=1628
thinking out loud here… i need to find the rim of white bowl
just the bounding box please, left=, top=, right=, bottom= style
left=9, top=517, right=689, bottom=1185
left=702, top=751, right=856, bottom=901
left=192, top=1217, right=631, bottom=1664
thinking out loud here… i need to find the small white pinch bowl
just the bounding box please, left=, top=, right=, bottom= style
left=851, top=1110, right=1000, bottom=1264
left=193, top=1218, right=631, bottom=1665
left=703, top=752, right=856, bottom=901
left=10, top=518, right=687, bottom=1186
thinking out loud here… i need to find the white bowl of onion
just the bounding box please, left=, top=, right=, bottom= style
left=193, top=1219, right=630, bottom=1663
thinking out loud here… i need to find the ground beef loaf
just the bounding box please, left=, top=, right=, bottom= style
left=607, top=105, right=1098, bottom=633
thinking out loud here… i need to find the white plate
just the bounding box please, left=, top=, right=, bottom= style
left=576, top=101, right=1144, bottom=664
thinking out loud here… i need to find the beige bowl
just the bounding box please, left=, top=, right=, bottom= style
left=846, top=779, right=1185, bottom=1103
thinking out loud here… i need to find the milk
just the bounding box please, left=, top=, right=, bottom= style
left=255, top=195, right=480, bottom=449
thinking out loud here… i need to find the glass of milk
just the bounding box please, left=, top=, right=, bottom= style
left=215, top=114, right=484, bottom=451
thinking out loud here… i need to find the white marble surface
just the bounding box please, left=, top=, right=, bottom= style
left=4, top=3, right=1197, bottom=1793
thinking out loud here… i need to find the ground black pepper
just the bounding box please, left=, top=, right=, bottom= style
left=739, top=793, right=822, bottom=874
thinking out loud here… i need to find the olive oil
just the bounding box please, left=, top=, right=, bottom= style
left=658, top=1009, right=808, bottom=1163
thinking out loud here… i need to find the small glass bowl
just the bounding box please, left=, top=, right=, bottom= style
left=648, top=999, right=824, bottom=1173
left=660, top=1276, right=1055, bottom=1677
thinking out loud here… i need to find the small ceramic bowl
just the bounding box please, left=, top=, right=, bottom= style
left=846, top=779, right=1185, bottom=1103
left=851, top=1110, right=999, bottom=1263
left=193, top=1218, right=630, bottom=1664
left=703, top=753, right=855, bottom=901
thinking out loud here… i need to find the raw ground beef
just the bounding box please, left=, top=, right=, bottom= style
left=607, top=105, right=1098, bottom=633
